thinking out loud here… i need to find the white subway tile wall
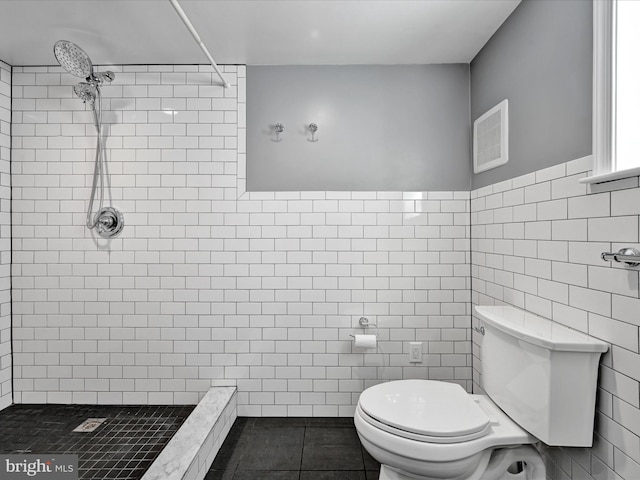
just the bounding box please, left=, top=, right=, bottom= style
left=0, top=60, right=11, bottom=410
left=10, top=65, right=471, bottom=415
left=472, top=157, right=640, bottom=480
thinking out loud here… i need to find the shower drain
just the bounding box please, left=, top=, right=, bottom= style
left=72, top=418, right=107, bottom=432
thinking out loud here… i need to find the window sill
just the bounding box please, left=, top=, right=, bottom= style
left=578, top=166, right=640, bottom=184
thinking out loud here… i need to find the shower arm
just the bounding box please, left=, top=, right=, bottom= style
left=169, top=0, right=230, bottom=88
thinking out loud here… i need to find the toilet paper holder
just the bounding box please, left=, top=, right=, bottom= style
left=349, top=317, right=378, bottom=339
left=359, top=317, right=375, bottom=328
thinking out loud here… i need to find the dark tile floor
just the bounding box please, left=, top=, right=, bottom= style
left=206, top=417, right=381, bottom=480
left=0, top=404, right=194, bottom=480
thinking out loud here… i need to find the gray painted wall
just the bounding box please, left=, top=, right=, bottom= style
left=247, top=65, right=471, bottom=191
left=470, top=0, right=592, bottom=189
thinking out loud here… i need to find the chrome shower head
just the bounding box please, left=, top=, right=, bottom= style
left=73, top=82, right=97, bottom=103
left=54, top=40, right=93, bottom=78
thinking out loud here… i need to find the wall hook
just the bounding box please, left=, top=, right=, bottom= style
left=307, top=123, right=318, bottom=142
left=272, top=123, right=284, bottom=142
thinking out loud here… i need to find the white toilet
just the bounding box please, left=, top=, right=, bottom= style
left=354, top=305, right=609, bottom=480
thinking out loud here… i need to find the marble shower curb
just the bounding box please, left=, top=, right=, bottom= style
left=141, top=386, right=237, bottom=480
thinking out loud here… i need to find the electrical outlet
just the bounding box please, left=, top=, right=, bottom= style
left=409, top=342, right=423, bottom=363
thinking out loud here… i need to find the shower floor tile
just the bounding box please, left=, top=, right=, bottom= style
left=206, top=417, right=380, bottom=480
left=0, top=404, right=194, bottom=480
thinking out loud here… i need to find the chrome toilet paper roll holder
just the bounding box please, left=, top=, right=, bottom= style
left=349, top=317, right=378, bottom=339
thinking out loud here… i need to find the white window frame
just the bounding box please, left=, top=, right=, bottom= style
left=581, top=0, right=640, bottom=184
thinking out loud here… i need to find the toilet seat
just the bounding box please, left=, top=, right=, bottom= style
left=358, top=379, right=492, bottom=444
left=357, top=404, right=491, bottom=444
left=355, top=380, right=537, bottom=468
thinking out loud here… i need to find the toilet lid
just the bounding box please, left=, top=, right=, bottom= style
left=358, top=380, right=491, bottom=441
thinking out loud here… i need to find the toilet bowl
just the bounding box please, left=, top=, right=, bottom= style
left=354, top=306, right=609, bottom=480
left=355, top=379, right=543, bottom=480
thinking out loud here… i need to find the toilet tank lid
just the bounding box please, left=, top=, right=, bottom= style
left=475, top=305, right=609, bottom=353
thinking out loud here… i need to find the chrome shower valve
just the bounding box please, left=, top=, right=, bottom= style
left=95, top=207, right=125, bottom=239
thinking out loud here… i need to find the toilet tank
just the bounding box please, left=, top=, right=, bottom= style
left=474, top=305, right=608, bottom=447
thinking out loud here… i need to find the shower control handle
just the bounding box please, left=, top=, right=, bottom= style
left=99, top=216, right=114, bottom=228
left=95, top=207, right=125, bottom=239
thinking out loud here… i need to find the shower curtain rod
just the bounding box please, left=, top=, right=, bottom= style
left=169, top=0, right=230, bottom=88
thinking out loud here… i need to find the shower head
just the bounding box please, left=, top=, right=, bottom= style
left=54, top=40, right=93, bottom=78
left=73, top=82, right=97, bottom=103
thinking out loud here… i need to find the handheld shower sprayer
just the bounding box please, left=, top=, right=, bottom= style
left=54, top=40, right=124, bottom=239
left=73, top=82, right=97, bottom=105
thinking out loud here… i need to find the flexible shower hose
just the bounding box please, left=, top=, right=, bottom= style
left=86, top=87, right=105, bottom=230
